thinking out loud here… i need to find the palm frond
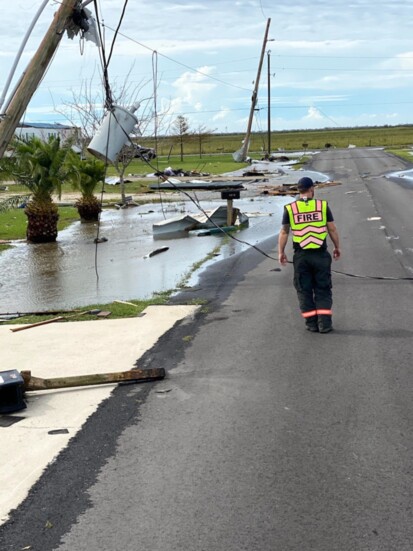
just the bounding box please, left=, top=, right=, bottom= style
left=0, top=195, right=31, bottom=213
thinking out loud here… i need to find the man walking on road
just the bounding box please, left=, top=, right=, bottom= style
left=278, top=177, right=341, bottom=333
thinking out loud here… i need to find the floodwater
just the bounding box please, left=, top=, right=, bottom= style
left=0, top=196, right=291, bottom=313
left=387, top=168, right=413, bottom=183
left=0, top=162, right=329, bottom=313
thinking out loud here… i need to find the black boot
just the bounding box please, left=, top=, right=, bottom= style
left=305, top=315, right=319, bottom=332
left=318, top=314, right=333, bottom=333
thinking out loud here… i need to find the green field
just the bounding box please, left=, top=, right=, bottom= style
left=137, top=125, right=413, bottom=157
left=115, top=125, right=413, bottom=176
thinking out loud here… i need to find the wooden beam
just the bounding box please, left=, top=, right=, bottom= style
left=226, top=199, right=233, bottom=226
left=10, top=310, right=101, bottom=332
left=21, top=368, right=165, bottom=391
left=10, top=316, right=65, bottom=332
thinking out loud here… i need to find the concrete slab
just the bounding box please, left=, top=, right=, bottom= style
left=0, top=304, right=198, bottom=524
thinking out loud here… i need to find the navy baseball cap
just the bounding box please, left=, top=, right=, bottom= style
left=297, top=176, right=314, bottom=191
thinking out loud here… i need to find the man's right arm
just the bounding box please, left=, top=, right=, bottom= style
left=278, top=225, right=290, bottom=265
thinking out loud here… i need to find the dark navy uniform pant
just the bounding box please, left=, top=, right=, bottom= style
left=292, top=248, right=332, bottom=316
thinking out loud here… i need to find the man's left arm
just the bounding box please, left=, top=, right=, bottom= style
left=327, top=221, right=341, bottom=259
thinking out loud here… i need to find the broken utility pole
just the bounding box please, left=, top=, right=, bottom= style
left=232, top=18, right=271, bottom=163
left=0, top=0, right=79, bottom=158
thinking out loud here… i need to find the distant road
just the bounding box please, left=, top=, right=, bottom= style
left=2, top=148, right=413, bottom=551
left=312, top=147, right=413, bottom=277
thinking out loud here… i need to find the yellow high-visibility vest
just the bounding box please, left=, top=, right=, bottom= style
left=285, top=199, right=328, bottom=249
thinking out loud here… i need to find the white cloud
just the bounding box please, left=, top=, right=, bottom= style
left=303, top=107, right=324, bottom=122
left=2, top=1, right=413, bottom=132
left=164, top=3, right=208, bottom=11
left=385, top=52, right=413, bottom=70
left=213, top=108, right=231, bottom=121
left=171, top=67, right=216, bottom=109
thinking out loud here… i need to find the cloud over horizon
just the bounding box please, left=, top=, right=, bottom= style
left=1, top=0, right=412, bottom=134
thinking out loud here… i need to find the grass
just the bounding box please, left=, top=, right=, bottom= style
left=0, top=295, right=171, bottom=326
left=0, top=206, right=79, bottom=252
left=0, top=154, right=250, bottom=200
left=137, top=125, right=413, bottom=156
left=176, top=244, right=224, bottom=290
left=386, top=149, right=413, bottom=163
left=0, top=207, right=78, bottom=241
left=0, top=293, right=209, bottom=326
left=106, top=153, right=250, bottom=177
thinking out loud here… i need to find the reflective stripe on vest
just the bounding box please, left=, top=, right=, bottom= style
left=285, top=199, right=328, bottom=249
left=301, top=308, right=332, bottom=318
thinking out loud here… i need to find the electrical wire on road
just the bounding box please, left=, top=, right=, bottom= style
left=139, top=156, right=413, bottom=282
left=286, top=261, right=413, bottom=281
left=90, top=109, right=413, bottom=284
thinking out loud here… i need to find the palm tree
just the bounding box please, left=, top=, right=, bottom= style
left=69, top=154, right=105, bottom=222
left=6, top=136, right=72, bottom=242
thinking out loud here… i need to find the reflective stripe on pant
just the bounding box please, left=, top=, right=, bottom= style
left=293, top=248, right=332, bottom=316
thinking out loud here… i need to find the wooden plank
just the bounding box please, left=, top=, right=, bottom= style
left=10, top=316, right=65, bottom=332
left=9, top=309, right=100, bottom=332
left=21, top=368, right=165, bottom=391
left=114, top=300, right=139, bottom=307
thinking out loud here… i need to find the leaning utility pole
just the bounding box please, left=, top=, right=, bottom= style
left=0, top=0, right=79, bottom=158
left=267, top=49, right=271, bottom=158
left=233, top=17, right=271, bottom=162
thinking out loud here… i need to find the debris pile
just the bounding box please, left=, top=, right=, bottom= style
left=259, top=181, right=342, bottom=196
left=154, top=167, right=211, bottom=178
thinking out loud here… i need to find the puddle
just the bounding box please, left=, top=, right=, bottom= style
left=0, top=196, right=289, bottom=312
left=387, top=168, right=413, bottom=183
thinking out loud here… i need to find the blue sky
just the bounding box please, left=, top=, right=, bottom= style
left=1, top=0, right=413, bottom=135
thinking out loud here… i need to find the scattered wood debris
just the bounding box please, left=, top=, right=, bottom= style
left=10, top=309, right=102, bottom=332
left=146, top=246, right=169, bottom=258
left=96, top=310, right=111, bottom=317
left=114, top=300, right=139, bottom=307
left=259, top=180, right=342, bottom=196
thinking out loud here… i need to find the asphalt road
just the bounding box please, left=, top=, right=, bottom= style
left=2, top=148, right=413, bottom=551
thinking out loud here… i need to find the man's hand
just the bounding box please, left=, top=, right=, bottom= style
left=279, top=252, right=288, bottom=266
left=333, top=248, right=341, bottom=260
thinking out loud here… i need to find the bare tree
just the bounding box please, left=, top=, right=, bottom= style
left=55, top=66, right=168, bottom=204
left=173, top=115, right=190, bottom=162
left=195, top=124, right=215, bottom=158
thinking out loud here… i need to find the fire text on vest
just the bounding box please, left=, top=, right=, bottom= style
left=293, top=212, right=322, bottom=224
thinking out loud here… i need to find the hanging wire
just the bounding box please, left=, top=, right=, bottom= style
left=259, top=0, right=269, bottom=20
left=93, top=0, right=113, bottom=109
left=93, top=115, right=112, bottom=281
left=253, top=103, right=267, bottom=152
left=106, top=0, right=129, bottom=68
left=100, top=24, right=252, bottom=93
left=91, top=0, right=125, bottom=279
left=151, top=50, right=167, bottom=220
